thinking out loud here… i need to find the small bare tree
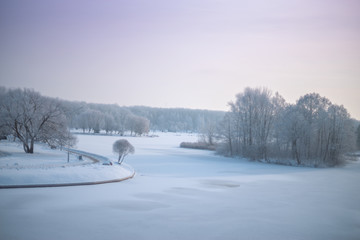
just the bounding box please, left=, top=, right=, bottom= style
left=113, top=139, right=135, bottom=164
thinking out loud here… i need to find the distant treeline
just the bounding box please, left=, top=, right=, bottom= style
left=126, top=106, right=225, bottom=132
left=61, top=101, right=225, bottom=134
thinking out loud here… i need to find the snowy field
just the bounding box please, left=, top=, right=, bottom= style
left=0, top=132, right=359, bottom=240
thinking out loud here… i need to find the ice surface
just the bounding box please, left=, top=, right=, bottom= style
left=0, top=132, right=359, bottom=240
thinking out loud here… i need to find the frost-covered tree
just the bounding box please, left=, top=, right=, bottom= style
left=228, top=87, right=279, bottom=160
left=113, top=108, right=131, bottom=135
left=325, top=104, right=356, bottom=165
left=75, top=110, right=91, bottom=133
left=295, top=93, right=331, bottom=161
left=216, top=112, right=235, bottom=156
left=112, top=139, right=135, bottom=164
left=133, top=116, right=150, bottom=136
left=0, top=88, right=76, bottom=153
left=126, top=114, right=149, bottom=136
left=275, top=105, right=307, bottom=164
left=103, top=113, right=116, bottom=134
left=87, top=109, right=104, bottom=133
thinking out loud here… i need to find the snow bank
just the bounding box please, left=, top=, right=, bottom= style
left=0, top=141, right=134, bottom=186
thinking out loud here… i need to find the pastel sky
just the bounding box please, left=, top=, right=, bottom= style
left=1, top=0, right=359, bottom=118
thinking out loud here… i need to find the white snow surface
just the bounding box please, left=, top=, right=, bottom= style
left=0, top=142, right=132, bottom=185
left=0, top=132, right=360, bottom=240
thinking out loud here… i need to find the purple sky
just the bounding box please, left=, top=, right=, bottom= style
left=1, top=0, right=359, bottom=118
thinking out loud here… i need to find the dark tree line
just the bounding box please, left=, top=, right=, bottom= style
left=217, top=87, right=358, bottom=167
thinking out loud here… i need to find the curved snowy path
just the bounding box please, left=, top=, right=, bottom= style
left=0, top=149, right=135, bottom=188
left=0, top=146, right=134, bottom=188
left=1, top=133, right=359, bottom=240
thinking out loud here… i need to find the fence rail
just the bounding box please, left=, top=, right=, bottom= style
left=63, top=148, right=112, bottom=164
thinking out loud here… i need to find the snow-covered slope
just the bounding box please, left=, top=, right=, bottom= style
left=0, top=133, right=359, bottom=240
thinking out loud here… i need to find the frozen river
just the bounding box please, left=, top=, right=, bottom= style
left=1, top=133, right=359, bottom=240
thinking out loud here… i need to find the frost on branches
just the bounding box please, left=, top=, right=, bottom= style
left=113, top=139, right=135, bottom=164
left=217, top=88, right=356, bottom=167
left=0, top=87, right=76, bottom=153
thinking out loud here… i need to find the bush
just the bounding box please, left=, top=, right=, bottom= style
left=180, top=142, right=216, bottom=151
left=113, top=139, right=135, bottom=164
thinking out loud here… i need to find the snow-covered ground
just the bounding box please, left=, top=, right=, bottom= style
left=0, top=142, right=93, bottom=168
left=0, top=141, right=133, bottom=186
left=0, top=132, right=359, bottom=240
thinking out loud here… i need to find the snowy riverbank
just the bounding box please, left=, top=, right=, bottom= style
left=0, top=141, right=134, bottom=186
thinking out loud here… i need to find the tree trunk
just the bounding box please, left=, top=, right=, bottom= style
left=29, top=139, right=34, bottom=153
left=23, top=142, right=30, bottom=153
left=292, top=140, right=300, bottom=165
left=119, top=154, right=127, bottom=165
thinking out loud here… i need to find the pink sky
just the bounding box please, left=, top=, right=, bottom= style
left=1, top=0, right=359, bottom=118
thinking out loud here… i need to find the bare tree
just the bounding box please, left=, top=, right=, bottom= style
left=228, top=87, right=278, bottom=160
left=0, top=88, right=76, bottom=153
left=112, top=139, right=135, bottom=164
